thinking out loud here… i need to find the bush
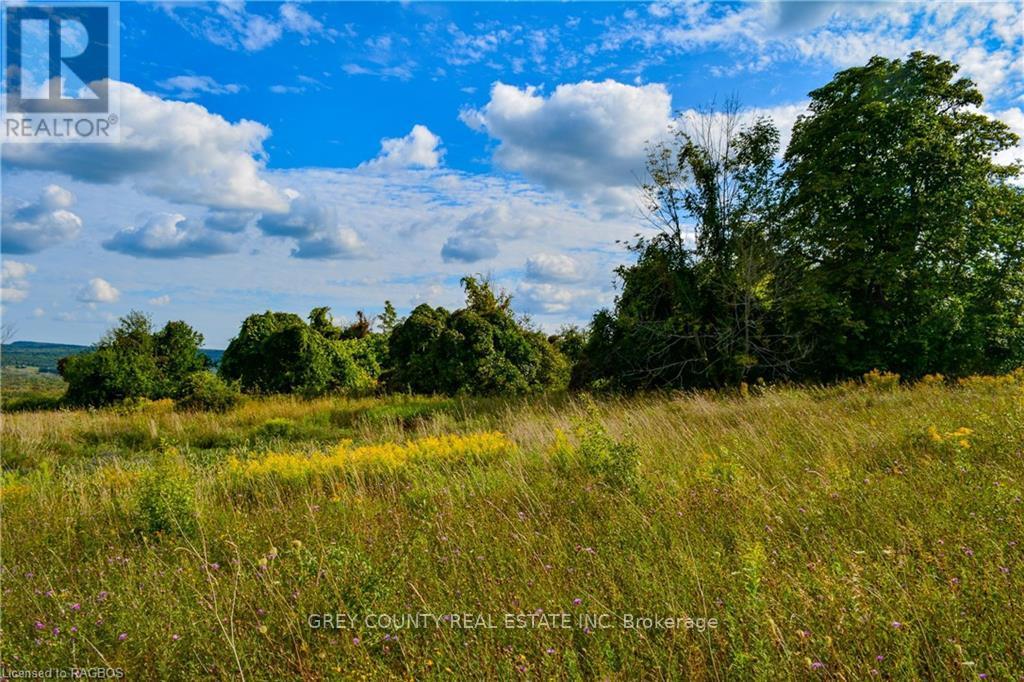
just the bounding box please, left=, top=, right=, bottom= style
left=386, top=277, right=568, bottom=395
left=256, top=418, right=297, bottom=440
left=176, top=372, right=240, bottom=412
left=115, top=397, right=175, bottom=415
left=220, top=309, right=381, bottom=395
left=551, top=398, right=640, bottom=491
left=137, top=449, right=197, bottom=537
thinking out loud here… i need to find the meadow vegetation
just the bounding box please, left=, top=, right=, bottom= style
left=2, top=50, right=1023, bottom=679
left=2, top=372, right=1022, bottom=678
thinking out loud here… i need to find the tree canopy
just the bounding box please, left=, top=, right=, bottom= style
left=577, top=52, right=1023, bottom=389
left=52, top=54, right=1024, bottom=407
left=219, top=309, right=381, bottom=395
left=59, top=312, right=210, bottom=406
left=387, top=277, right=568, bottom=395
left=780, top=51, right=1024, bottom=378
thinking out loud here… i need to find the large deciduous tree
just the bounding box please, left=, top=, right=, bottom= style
left=781, top=52, right=1024, bottom=378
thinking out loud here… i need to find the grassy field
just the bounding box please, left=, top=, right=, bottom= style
left=1, top=373, right=1022, bottom=679
left=0, top=367, right=67, bottom=412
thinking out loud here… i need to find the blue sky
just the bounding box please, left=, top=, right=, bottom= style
left=2, top=1, right=1022, bottom=347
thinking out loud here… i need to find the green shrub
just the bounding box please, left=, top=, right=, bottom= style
left=176, top=372, right=240, bottom=412
left=137, top=449, right=197, bottom=537
left=386, top=277, right=568, bottom=395
left=220, top=310, right=382, bottom=395
left=257, top=418, right=297, bottom=439
left=114, top=396, right=174, bottom=415
left=552, top=398, right=640, bottom=491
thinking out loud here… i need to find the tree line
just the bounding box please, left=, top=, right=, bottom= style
left=59, top=276, right=573, bottom=408
left=58, top=53, right=1023, bottom=408
left=578, top=52, right=1023, bottom=389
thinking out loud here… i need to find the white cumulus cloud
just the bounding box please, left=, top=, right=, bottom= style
left=76, top=277, right=120, bottom=304
left=257, top=191, right=366, bottom=259
left=441, top=202, right=551, bottom=263
left=515, top=281, right=605, bottom=316
left=1, top=185, right=83, bottom=254
left=360, top=124, right=445, bottom=171
left=3, top=81, right=288, bottom=213
left=461, top=80, right=673, bottom=204
left=103, top=213, right=242, bottom=259
left=291, top=227, right=365, bottom=259
left=1, top=260, right=37, bottom=303
left=525, top=253, right=584, bottom=283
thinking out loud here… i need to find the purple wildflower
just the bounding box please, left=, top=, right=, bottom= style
left=118, top=633, right=127, bottom=641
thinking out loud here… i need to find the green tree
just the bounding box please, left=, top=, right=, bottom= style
left=308, top=306, right=342, bottom=340
left=220, top=309, right=380, bottom=395
left=579, top=102, right=798, bottom=389
left=379, top=300, right=398, bottom=335
left=153, top=320, right=209, bottom=397
left=385, top=304, right=451, bottom=393
left=61, top=311, right=160, bottom=405
left=386, top=277, right=567, bottom=395
left=61, top=312, right=209, bottom=406
left=781, top=52, right=1024, bottom=378
left=219, top=311, right=306, bottom=392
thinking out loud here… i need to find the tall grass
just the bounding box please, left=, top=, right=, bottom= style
left=1, top=374, right=1022, bottom=678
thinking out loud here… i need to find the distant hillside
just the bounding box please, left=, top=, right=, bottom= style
left=1, top=341, right=224, bottom=374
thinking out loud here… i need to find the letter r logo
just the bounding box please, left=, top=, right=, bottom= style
left=5, top=5, right=110, bottom=113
